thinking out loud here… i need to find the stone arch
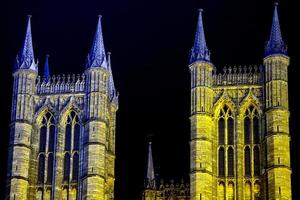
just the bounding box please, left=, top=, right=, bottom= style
left=228, top=181, right=234, bottom=200
left=217, top=181, right=225, bottom=200
left=59, top=103, right=82, bottom=126
left=245, top=181, right=252, bottom=200
left=213, top=91, right=236, bottom=118
left=239, top=89, right=262, bottom=116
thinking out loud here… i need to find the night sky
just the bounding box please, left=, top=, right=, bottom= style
left=0, top=0, right=299, bottom=199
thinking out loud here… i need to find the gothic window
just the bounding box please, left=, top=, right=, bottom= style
left=217, top=182, right=225, bottom=200
left=63, top=110, right=80, bottom=185
left=228, top=147, right=234, bottom=176
left=245, top=147, right=251, bottom=177
left=48, top=125, right=55, bottom=152
left=72, top=153, right=79, bottom=181
left=38, top=111, right=55, bottom=185
left=218, top=118, right=225, bottom=145
left=228, top=182, right=234, bottom=200
left=228, top=117, right=234, bottom=145
left=47, top=153, right=54, bottom=184
left=37, top=154, right=45, bottom=184
left=73, top=123, right=80, bottom=151
left=218, top=147, right=225, bottom=177
left=39, top=126, right=47, bottom=152
left=245, top=181, right=252, bottom=200
left=63, top=153, right=71, bottom=182
left=244, top=117, right=251, bottom=144
left=65, top=123, right=72, bottom=151
left=254, top=146, right=260, bottom=176
left=253, top=116, right=260, bottom=144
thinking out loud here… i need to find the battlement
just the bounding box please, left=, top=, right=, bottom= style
left=36, top=74, right=85, bottom=94
left=213, top=65, right=264, bottom=86
left=156, top=179, right=190, bottom=198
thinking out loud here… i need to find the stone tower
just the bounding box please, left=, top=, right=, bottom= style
left=6, top=15, right=118, bottom=200
left=189, top=3, right=292, bottom=200
left=263, top=3, right=291, bottom=200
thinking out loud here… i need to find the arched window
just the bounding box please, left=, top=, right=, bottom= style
left=218, top=182, right=225, bottom=200
left=245, top=181, right=252, bottom=200
left=254, top=146, right=260, bottom=176
left=245, top=147, right=251, bottom=177
left=39, top=126, right=47, bottom=152
left=72, top=153, right=79, bottom=181
left=253, top=116, right=260, bottom=144
left=37, top=154, right=45, bottom=184
left=63, top=110, right=80, bottom=185
left=218, top=147, right=225, bottom=177
left=38, top=111, right=56, bottom=186
left=63, top=153, right=71, bottom=182
left=227, top=117, right=234, bottom=145
left=48, top=125, right=55, bottom=152
left=228, top=182, right=234, bottom=200
left=244, top=117, right=251, bottom=144
left=65, top=123, right=72, bottom=151
left=218, top=118, right=225, bottom=145
left=228, top=147, right=234, bottom=176
left=73, top=123, right=80, bottom=151
left=47, top=153, right=54, bottom=184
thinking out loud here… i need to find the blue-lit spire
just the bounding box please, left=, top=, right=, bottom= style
left=189, top=9, right=210, bottom=64
left=15, top=15, right=37, bottom=71
left=265, top=2, right=287, bottom=56
left=145, top=142, right=156, bottom=189
left=43, top=55, right=50, bottom=81
left=107, top=52, right=118, bottom=104
left=86, top=15, right=108, bottom=69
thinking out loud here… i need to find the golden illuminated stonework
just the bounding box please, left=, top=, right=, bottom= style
left=188, top=4, right=291, bottom=200
left=6, top=16, right=118, bottom=200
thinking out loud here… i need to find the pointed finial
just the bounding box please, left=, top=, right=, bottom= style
left=145, top=141, right=156, bottom=189
left=86, top=15, right=108, bottom=69
left=107, top=51, right=117, bottom=104
left=44, top=54, right=50, bottom=81
left=15, top=15, right=37, bottom=71
left=189, top=8, right=210, bottom=64
left=265, top=2, right=287, bottom=56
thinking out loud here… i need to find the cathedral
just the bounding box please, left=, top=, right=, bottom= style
left=6, top=2, right=292, bottom=200
left=142, top=3, right=292, bottom=200
left=6, top=15, right=118, bottom=199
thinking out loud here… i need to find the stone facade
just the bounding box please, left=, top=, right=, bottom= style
left=189, top=4, right=291, bottom=200
left=6, top=15, right=118, bottom=200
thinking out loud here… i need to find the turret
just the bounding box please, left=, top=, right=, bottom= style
left=82, top=15, right=111, bottom=200
left=6, top=15, right=38, bottom=200
left=263, top=3, right=292, bottom=200
left=43, top=54, right=50, bottom=82
left=142, top=142, right=157, bottom=200
left=189, top=9, right=214, bottom=200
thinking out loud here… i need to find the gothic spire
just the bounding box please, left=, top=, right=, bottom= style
left=145, top=142, right=156, bottom=189
left=265, top=2, right=287, bottom=56
left=86, top=15, right=108, bottom=69
left=43, top=55, right=50, bottom=81
left=15, top=15, right=37, bottom=71
left=189, top=9, right=210, bottom=64
left=107, top=52, right=118, bottom=104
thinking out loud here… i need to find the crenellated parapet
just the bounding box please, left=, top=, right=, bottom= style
left=36, top=74, right=85, bottom=94
left=156, top=179, right=190, bottom=199
left=213, top=65, right=264, bottom=86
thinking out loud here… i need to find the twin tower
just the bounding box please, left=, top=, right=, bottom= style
left=6, top=3, right=292, bottom=200
left=143, top=3, right=292, bottom=200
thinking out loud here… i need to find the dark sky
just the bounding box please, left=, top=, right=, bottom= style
left=0, top=0, right=299, bottom=199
